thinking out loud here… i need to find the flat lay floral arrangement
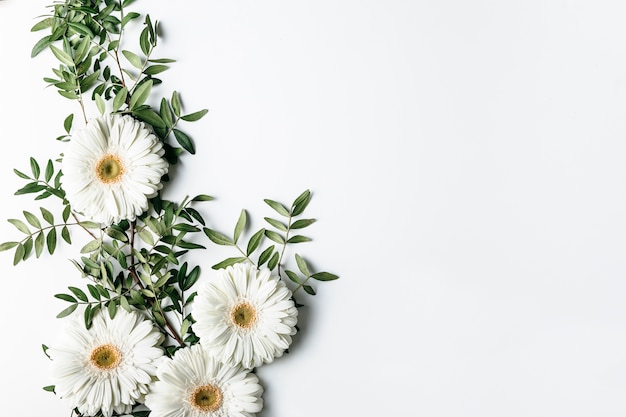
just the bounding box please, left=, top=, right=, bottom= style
left=0, top=1, right=338, bottom=416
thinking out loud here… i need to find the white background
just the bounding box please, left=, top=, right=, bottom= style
left=1, top=1, right=626, bottom=416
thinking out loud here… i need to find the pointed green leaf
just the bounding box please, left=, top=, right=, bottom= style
left=122, top=49, right=143, bottom=69
left=264, top=199, right=290, bottom=217
left=173, top=129, right=195, bottom=154
left=246, top=228, right=265, bottom=256
left=35, top=232, right=44, bottom=258
left=264, top=230, right=285, bottom=245
left=264, top=217, right=288, bottom=232
left=47, top=229, right=57, bottom=254
left=203, top=228, right=234, bottom=246
left=292, top=189, right=312, bottom=216
left=8, top=219, right=30, bottom=234
left=49, top=45, right=75, bottom=67
left=56, top=303, right=78, bottom=318
left=181, top=109, right=208, bottom=122
left=311, top=272, right=340, bottom=281
left=95, top=93, right=106, bottom=115
left=295, top=254, right=310, bottom=276
left=113, top=87, right=128, bottom=112
left=212, top=257, right=247, bottom=270
left=23, top=211, right=41, bottom=229
left=287, top=235, right=312, bottom=244
left=68, top=286, right=88, bottom=302
left=0, top=241, right=19, bottom=252
left=291, top=218, right=316, bottom=229
left=234, top=209, right=247, bottom=244
left=129, top=79, right=153, bottom=110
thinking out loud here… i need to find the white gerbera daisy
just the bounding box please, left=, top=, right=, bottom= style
left=62, top=113, right=168, bottom=225
left=47, top=308, right=165, bottom=417
left=145, top=343, right=263, bottom=417
left=192, top=262, right=298, bottom=369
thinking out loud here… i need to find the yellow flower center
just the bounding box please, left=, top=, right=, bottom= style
left=190, top=384, right=223, bottom=412
left=231, top=302, right=257, bottom=329
left=96, top=154, right=125, bottom=183
left=89, top=344, right=122, bottom=370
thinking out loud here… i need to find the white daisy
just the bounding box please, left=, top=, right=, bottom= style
left=62, top=113, right=168, bottom=225
left=47, top=308, right=165, bottom=417
left=192, top=262, right=298, bottom=369
left=145, top=343, right=263, bottom=417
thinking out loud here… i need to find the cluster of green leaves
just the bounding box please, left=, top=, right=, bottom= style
left=53, top=195, right=212, bottom=347
left=0, top=158, right=74, bottom=265
left=31, top=0, right=207, bottom=162
left=204, top=190, right=339, bottom=299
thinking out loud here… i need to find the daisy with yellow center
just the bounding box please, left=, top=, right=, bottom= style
left=192, top=262, right=298, bottom=369
left=144, top=343, right=263, bottom=417
left=47, top=309, right=164, bottom=417
left=61, top=113, right=168, bottom=225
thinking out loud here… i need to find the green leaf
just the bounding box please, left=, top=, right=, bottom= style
left=23, top=211, right=41, bottom=229
left=173, top=129, right=195, bottom=154
left=212, top=257, right=247, bottom=270
left=181, top=109, right=208, bottom=122
left=44, top=160, right=54, bottom=183
left=8, top=219, right=30, bottom=234
left=47, top=229, right=57, bottom=254
left=56, top=303, right=78, bottom=318
left=159, top=98, right=173, bottom=128
left=67, top=22, right=94, bottom=38
left=264, top=199, right=290, bottom=217
left=303, top=285, right=316, bottom=295
left=144, top=64, right=169, bottom=75
left=0, top=241, right=19, bottom=252
left=295, top=254, right=310, bottom=276
left=13, top=169, right=30, bottom=180
left=113, top=87, right=128, bottom=112
left=264, top=217, right=287, bottom=232
left=31, top=35, right=52, bottom=58
left=285, top=270, right=302, bottom=284
left=80, top=239, right=101, bottom=253
left=191, top=194, right=214, bottom=202
left=13, top=244, right=24, bottom=265
left=63, top=114, right=74, bottom=133
left=129, top=79, right=153, bottom=110
left=134, top=109, right=166, bottom=130
left=68, top=286, right=88, bottom=302
left=292, top=189, right=312, bottom=216
left=171, top=91, right=182, bottom=116
left=287, top=235, right=312, bottom=243
left=61, top=226, right=71, bottom=244
left=34, top=232, right=44, bottom=258
left=31, top=18, right=52, bottom=32
left=49, top=45, right=74, bottom=67
left=122, top=50, right=143, bottom=69
left=246, top=228, right=265, bottom=256
left=291, top=218, right=316, bottom=229
left=267, top=251, right=280, bottom=270
left=108, top=301, right=118, bottom=319
left=30, top=157, right=40, bottom=179
left=257, top=245, right=274, bottom=266
left=79, top=221, right=101, bottom=229
left=95, top=93, right=106, bottom=115
left=55, top=293, right=77, bottom=303
left=264, top=230, right=285, bottom=245
left=203, top=228, right=234, bottom=246
left=40, top=207, right=54, bottom=225
left=234, top=209, right=247, bottom=244
left=311, top=272, right=340, bottom=281
left=183, top=265, right=201, bottom=291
